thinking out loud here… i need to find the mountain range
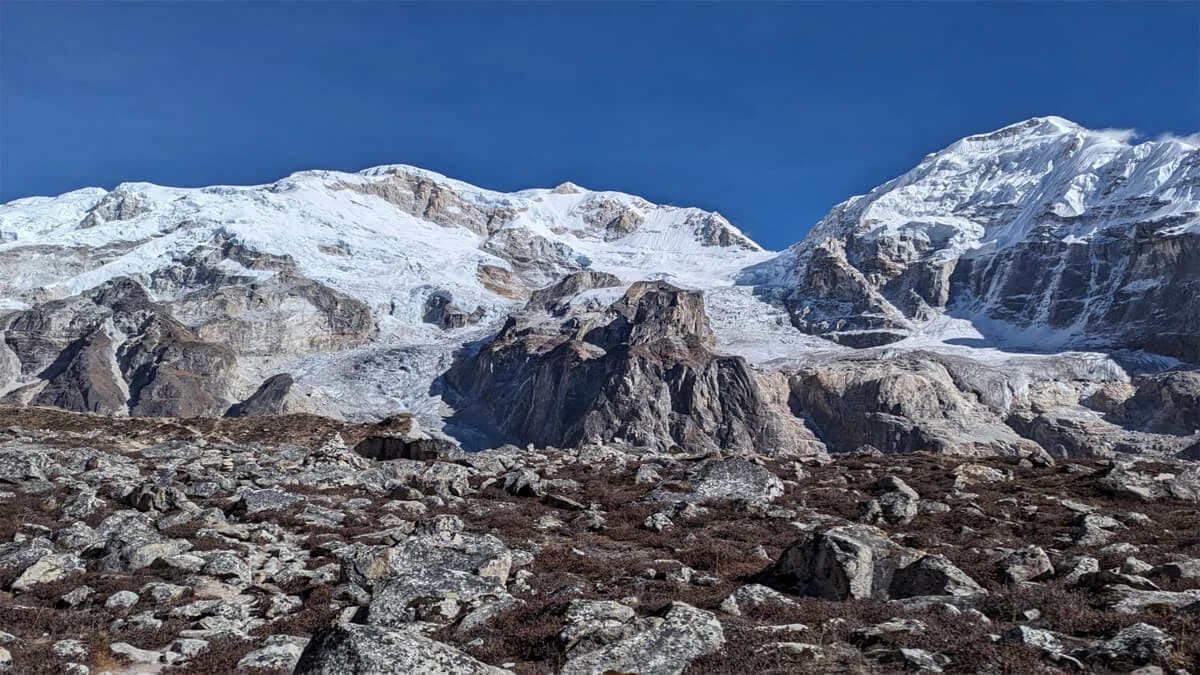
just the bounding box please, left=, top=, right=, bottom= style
left=1, top=116, right=1198, bottom=459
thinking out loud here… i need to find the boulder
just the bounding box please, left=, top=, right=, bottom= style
left=1082, top=623, right=1173, bottom=669
left=688, top=458, right=783, bottom=505
left=560, top=602, right=724, bottom=675
left=997, top=546, right=1054, bottom=583
left=889, top=554, right=987, bottom=598
left=294, top=624, right=511, bottom=674
left=765, top=524, right=984, bottom=602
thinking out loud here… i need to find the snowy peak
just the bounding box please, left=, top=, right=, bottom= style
left=802, top=117, right=1200, bottom=265
left=775, top=117, right=1200, bottom=358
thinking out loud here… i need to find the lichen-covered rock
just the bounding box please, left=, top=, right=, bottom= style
left=1097, top=462, right=1200, bottom=502
left=560, top=602, right=724, bottom=675
left=294, top=624, right=511, bottom=674
left=718, top=583, right=798, bottom=616
left=1081, top=623, right=1173, bottom=669
left=688, top=458, right=783, bottom=505
left=363, top=524, right=513, bottom=627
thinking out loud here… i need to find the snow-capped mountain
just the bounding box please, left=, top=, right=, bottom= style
left=0, top=164, right=772, bottom=424
left=753, top=116, right=1200, bottom=357
left=0, top=116, right=1197, bottom=457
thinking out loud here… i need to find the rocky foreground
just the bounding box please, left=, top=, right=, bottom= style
left=0, top=408, right=1198, bottom=674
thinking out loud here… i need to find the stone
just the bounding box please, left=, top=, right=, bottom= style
left=643, top=512, right=673, bottom=532
left=1097, top=463, right=1200, bottom=502
left=889, top=554, right=987, bottom=598
left=293, top=624, right=511, bottom=674
left=719, top=584, right=798, bottom=616
left=1085, top=623, right=1173, bottom=669
left=1000, top=625, right=1063, bottom=653
left=236, top=635, right=310, bottom=671
left=109, top=642, right=162, bottom=665
left=559, top=600, right=640, bottom=656
left=850, top=618, right=927, bottom=648
left=688, top=458, right=784, bottom=504
left=11, top=553, right=84, bottom=591
left=1152, top=559, right=1200, bottom=580
left=234, top=488, right=303, bottom=515
left=997, top=546, right=1054, bottom=583
left=1101, top=587, right=1200, bottom=613
left=560, top=602, right=724, bottom=675
left=764, top=523, right=930, bottom=601
left=105, top=590, right=140, bottom=612
left=53, top=640, right=88, bottom=660
left=867, top=475, right=919, bottom=526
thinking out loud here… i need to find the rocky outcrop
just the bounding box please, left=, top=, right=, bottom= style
left=1111, top=371, right=1200, bottom=435
left=525, top=270, right=622, bottom=314
left=31, top=325, right=127, bottom=414
left=78, top=186, right=150, bottom=229
left=789, top=354, right=1042, bottom=456
left=229, top=373, right=298, bottom=417
left=447, top=281, right=824, bottom=456
left=337, top=167, right=519, bottom=237
left=774, top=239, right=913, bottom=347
left=2, top=278, right=239, bottom=417
left=423, top=291, right=485, bottom=330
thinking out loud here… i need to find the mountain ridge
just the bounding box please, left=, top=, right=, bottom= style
left=1, top=116, right=1198, bottom=462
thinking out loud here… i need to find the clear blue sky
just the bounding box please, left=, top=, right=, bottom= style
left=2, top=1, right=1197, bottom=249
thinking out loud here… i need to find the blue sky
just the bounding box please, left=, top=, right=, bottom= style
left=1, top=1, right=1197, bottom=249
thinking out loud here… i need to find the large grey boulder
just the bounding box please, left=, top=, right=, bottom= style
left=559, top=602, right=724, bottom=675
left=294, top=624, right=511, bottom=675
left=1080, top=623, right=1173, bottom=669
left=688, top=458, right=783, bottom=505
left=765, top=524, right=984, bottom=602
left=362, top=520, right=513, bottom=627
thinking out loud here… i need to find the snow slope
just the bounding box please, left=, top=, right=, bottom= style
left=803, top=116, right=1200, bottom=258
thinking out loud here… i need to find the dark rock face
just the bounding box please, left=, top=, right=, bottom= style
left=2, top=278, right=238, bottom=417
left=0, top=236, right=376, bottom=417
left=423, top=291, right=485, bottom=330
left=229, top=374, right=295, bottom=417
left=775, top=228, right=1200, bottom=359
left=776, top=239, right=912, bottom=347
left=447, top=281, right=821, bottom=456
left=31, top=328, right=126, bottom=415
left=954, top=228, right=1200, bottom=361
left=1112, top=371, right=1200, bottom=435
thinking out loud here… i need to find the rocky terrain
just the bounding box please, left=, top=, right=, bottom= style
left=0, top=407, right=1198, bottom=674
